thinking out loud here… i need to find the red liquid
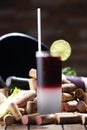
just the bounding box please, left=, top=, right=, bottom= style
left=36, top=56, right=61, bottom=88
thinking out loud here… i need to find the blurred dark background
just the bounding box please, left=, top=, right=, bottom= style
left=0, top=0, right=87, bottom=77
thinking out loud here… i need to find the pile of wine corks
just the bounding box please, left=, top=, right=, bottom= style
left=29, top=68, right=87, bottom=114
left=62, top=83, right=87, bottom=113
left=1, top=68, right=87, bottom=126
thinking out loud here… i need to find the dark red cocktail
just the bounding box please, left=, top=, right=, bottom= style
left=36, top=51, right=62, bottom=114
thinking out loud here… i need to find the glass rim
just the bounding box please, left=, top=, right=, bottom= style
left=36, top=51, right=50, bottom=57
left=36, top=51, right=61, bottom=58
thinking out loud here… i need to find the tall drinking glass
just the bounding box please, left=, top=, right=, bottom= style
left=36, top=51, right=62, bottom=114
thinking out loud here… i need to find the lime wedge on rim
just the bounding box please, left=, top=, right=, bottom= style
left=50, top=39, right=71, bottom=61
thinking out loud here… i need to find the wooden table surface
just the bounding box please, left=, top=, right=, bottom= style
left=0, top=124, right=87, bottom=130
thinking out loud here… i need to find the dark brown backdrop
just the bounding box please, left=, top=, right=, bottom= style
left=0, top=0, right=87, bottom=76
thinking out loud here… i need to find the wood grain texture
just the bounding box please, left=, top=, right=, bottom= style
left=6, top=124, right=28, bottom=130
left=30, top=124, right=62, bottom=130
left=0, top=124, right=87, bottom=130
left=63, top=124, right=85, bottom=130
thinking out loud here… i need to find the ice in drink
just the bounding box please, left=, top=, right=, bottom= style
left=36, top=51, right=62, bottom=114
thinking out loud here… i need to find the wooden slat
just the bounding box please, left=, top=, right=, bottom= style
left=0, top=121, right=6, bottom=130
left=63, top=124, right=85, bottom=130
left=0, top=124, right=86, bottom=130
left=6, top=124, right=28, bottom=130
left=30, top=124, right=62, bottom=130
left=0, top=125, right=5, bottom=130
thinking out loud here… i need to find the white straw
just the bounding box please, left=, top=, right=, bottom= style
left=37, top=8, right=41, bottom=52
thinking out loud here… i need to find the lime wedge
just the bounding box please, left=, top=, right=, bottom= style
left=50, top=39, right=71, bottom=61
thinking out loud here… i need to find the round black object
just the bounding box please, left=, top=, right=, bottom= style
left=0, top=32, right=49, bottom=80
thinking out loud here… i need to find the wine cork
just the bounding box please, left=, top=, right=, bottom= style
left=29, top=68, right=37, bottom=79
left=77, top=101, right=87, bottom=113
left=75, top=88, right=87, bottom=104
left=8, top=102, right=22, bottom=121
left=62, top=92, right=75, bottom=102
left=75, top=88, right=84, bottom=100
left=64, top=100, right=78, bottom=112
left=35, top=114, right=56, bottom=125
left=4, top=113, right=15, bottom=125
left=26, top=101, right=37, bottom=114
left=22, top=113, right=39, bottom=125
left=62, top=83, right=76, bottom=93
left=28, top=78, right=37, bottom=91
left=55, top=112, right=82, bottom=124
